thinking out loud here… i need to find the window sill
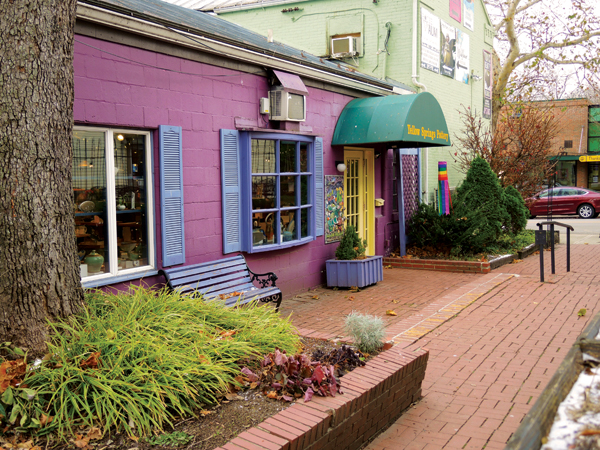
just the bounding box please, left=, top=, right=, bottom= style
left=82, top=268, right=159, bottom=289
left=248, top=236, right=314, bottom=253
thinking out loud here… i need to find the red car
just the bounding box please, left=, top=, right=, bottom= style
left=527, top=187, right=600, bottom=219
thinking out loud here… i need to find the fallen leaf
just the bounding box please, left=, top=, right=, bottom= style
left=15, top=440, right=33, bottom=449
left=578, top=308, right=587, bottom=317
left=128, top=436, right=139, bottom=442
left=80, top=352, right=101, bottom=370
left=0, top=359, right=27, bottom=394
left=312, top=295, right=319, bottom=300
left=200, top=410, right=213, bottom=416
left=71, top=435, right=90, bottom=449
left=87, top=427, right=102, bottom=440
left=266, top=391, right=278, bottom=399
left=220, top=330, right=237, bottom=337
left=386, top=310, right=397, bottom=316
left=225, top=393, right=243, bottom=401
left=347, top=296, right=354, bottom=301
left=580, top=429, right=600, bottom=436
left=40, top=415, right=53, bottom=427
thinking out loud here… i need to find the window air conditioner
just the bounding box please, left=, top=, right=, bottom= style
left=268, top=87, right=306, bottom=122
left=331, top=36, right=358, bottom=58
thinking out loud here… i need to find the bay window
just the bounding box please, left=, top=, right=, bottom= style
left=220, top=130, right=323, bottom=253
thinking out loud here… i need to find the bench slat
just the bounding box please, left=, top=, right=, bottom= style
left=176, top=279, right=255, bottom=296
left=167, top=260, right=249, bottom=283
left=172, top=271, right=252, bottom=292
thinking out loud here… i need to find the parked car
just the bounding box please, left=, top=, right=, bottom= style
left=527, top=187, right=600, bottom=219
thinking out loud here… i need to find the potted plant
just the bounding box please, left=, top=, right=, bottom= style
left=325, top=225, right=383, bottom=288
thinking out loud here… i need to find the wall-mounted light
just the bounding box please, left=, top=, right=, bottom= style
left=470, top=73, right=482, bottom=81
left=335, top=161, right=347, bottom=173
left=117, top=134, right=125, bottom=141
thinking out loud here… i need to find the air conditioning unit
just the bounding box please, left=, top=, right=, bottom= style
left=269, top=87, right=306, bottom=122
left=331, top=36, right=358, bottom=58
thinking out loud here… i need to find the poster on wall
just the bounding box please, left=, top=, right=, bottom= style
left=421, top=8, right=440, bottom=74
left=455, top=30, right=470, bottom=84
left=440, top=21, right=457, bottom=78
left=463, top=0, right=474, bottom=31
left=325, top=175, right=345, bottom=244
left=483, top=50, right=492, bottom=119
left=449, top=0, right=461, bottom=23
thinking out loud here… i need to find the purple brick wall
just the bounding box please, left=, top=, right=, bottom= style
left=73, top=34, right=392, bottom=295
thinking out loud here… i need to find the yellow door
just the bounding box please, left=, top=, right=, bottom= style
left=344, top=148, right=375, bottom=255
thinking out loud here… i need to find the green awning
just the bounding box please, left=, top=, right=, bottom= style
left=332, top=92, right=451, bottom=147
left=550, top=155, right=582, bottom=161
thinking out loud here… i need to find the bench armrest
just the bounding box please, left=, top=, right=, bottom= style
left=248, top=268, right=278, bottom=288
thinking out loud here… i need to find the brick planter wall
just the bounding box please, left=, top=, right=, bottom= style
left=216, top=347, right=429, bottom=450
left=383, top=257, right=491, bottom=273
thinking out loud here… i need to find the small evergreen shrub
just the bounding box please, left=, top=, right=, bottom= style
left=335, top=225, right=367, bottom=260
left=502, top=185, right=528, bottom=234
left=344, top=312, right=385, bottom=354
left=453, top=157, right=508, bottom=249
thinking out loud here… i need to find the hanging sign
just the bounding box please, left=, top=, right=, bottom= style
left=421, top=8, right=440, bottom=74
left=449, top=0, right=461, bottom=23
left=483, top=50, right=492, bottom=119
left=440, top=20, right=457, bottom=78
left=463, top=0, right=474, bottom=31
left=325, top=175, right=345, bottom=244
left=579, top=155, right=600, bottom=162
left=455, top=30, right=470, bottom=84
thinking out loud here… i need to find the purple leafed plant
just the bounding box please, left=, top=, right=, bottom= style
left=241, top=348, right=342, bottom=403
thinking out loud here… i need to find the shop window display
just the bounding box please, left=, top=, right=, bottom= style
left=73, top=128, right=154, bottom=280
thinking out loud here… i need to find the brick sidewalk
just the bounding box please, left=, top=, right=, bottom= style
left=279, top=268, right=484, bottom=342
left=361, top=244, right=600, bottom=449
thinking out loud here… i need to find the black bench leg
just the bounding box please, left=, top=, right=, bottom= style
left=274, top=293, right=282, bottom=312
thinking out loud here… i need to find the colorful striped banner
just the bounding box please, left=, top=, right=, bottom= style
left=438, top=161, right=452, bottom=215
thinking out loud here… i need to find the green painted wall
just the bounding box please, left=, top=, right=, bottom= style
left=220, top=0, right=493, bottom=202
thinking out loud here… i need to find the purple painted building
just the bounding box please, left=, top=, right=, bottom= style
left=74, top=0, right=450, bottom=296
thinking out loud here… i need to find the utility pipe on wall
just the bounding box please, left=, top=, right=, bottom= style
left=412, top=0, right=429, bottom=203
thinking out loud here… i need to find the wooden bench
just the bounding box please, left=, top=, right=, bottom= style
left=158, top=255, right=282, bottom=310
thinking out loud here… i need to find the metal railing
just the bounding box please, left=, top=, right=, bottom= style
left=535, top=221, right=574, bottom=282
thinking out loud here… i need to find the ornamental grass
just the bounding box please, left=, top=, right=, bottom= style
left=0, top=286, right=300, bottom=439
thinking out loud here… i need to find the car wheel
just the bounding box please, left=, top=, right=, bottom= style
left=578, top=204, right=595, bottom=219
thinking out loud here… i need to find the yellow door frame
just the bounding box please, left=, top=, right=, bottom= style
left=344, top=148, right=375, bottom=255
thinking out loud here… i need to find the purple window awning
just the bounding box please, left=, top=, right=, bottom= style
left=272, top=70, right=309, bottom=96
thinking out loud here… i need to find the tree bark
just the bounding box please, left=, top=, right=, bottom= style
left=0, top=0, right=84, bottom=356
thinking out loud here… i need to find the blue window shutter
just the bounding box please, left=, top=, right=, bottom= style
left=315, top=137, right=324, bottom=237
left=159, top=125, right=185, bottom=267
left=220, top=129, right=242, bottom=253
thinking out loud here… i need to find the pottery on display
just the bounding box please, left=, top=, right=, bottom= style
left=84, top=250, right=104, bottom=273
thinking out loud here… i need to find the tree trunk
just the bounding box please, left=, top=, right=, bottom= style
left=0, top=0, right=84, bottom=356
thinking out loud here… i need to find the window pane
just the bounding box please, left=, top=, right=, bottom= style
left=252, top=139, right=276, bottom=173
left=281, top=210, right=298, bottom=242
left=280, top=141, right=296, bottom=173
left=300, top=208, right=309, bottom=238
left=252, top=211, right=278, bottom=247
left=301, top=175, right=310, bottom=205
left=300, top=143, right=308, bottom=172
left=281, top=176, right=297, bottom=207
left=252, top=176, right=277, bottom=209
left=114, top=133, right=149, bottom=270
left=73, top=130, right=109, bottom=276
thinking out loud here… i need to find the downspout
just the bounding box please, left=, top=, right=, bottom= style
left=412, top=0, right=429, bottom=202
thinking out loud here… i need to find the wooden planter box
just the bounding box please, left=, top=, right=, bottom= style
left=326, top=255, right=383, bottom=288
